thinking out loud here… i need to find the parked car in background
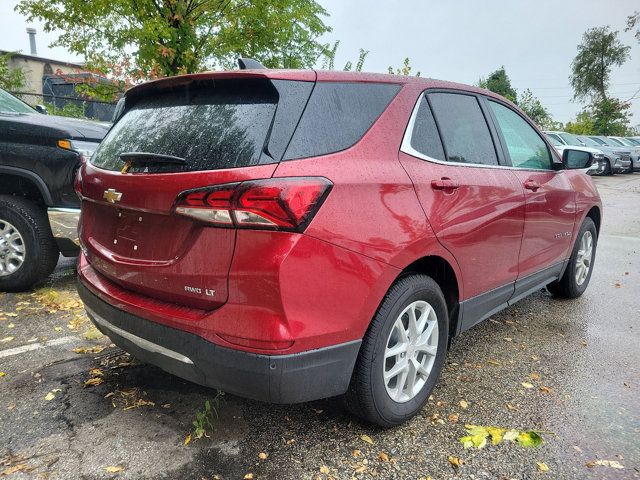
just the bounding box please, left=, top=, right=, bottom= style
left=545, top=134, right=605, bottom=175
left=0, top=88, right=109, bottom=290
left=545, top=131, right=629, bottom=175
left=587, top=136, right=633, bottom=173
left=609, top=136, right=640, bottom=172
left=76, top=66, right=602, bottom=426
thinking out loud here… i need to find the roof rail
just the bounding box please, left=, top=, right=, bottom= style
left=237, top=58, right=266, bottom=70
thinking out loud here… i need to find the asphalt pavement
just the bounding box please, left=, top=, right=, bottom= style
left=0, top=173, right=638, bottom=479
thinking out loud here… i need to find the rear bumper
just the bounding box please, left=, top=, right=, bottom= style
left=78, top=280, right=361, bottom=404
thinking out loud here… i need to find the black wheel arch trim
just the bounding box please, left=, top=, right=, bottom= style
left=0, top=166, right=53, bottom=206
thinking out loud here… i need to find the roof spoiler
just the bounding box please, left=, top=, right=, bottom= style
left=238, top=58, right=266, bottom=70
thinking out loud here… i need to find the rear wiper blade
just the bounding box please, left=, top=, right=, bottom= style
left=119, top=152, right=187, bottom=165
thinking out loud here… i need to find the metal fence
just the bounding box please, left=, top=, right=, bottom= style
left=10, top=91, right=116, bottom=122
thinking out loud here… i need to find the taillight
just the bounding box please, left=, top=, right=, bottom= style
left=174, top=177, right=332, bottom=232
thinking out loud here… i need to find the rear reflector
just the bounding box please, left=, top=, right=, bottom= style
left=173, top=177, right=332, bottom=232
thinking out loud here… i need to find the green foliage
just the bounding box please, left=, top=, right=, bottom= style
left=0, top=53, right=26, bottom=91
left=590, top=97, right=633, bottom=136
left=564, top=111, right=595, bottom=135
left=570, top=26, right=631, bottom=102
left=388, top=57, right=420, bottom=77
left=192, top=392, right=224, bottom=440
left=43, top=101, right=89, bottom=119
left=319, top=41, right=369, bottom=72
left=518, top=89, right=553, bottom=128
left=478, top=66, right=516, bottom=103
left=625, top=11, right=639, bottom=43
left=16, top=0, right=331, bottom=79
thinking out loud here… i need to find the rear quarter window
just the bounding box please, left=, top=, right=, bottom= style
left=283, top=82, right=400, bottom=160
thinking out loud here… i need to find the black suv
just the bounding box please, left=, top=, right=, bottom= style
left=0, top=88, right=109, bottom=290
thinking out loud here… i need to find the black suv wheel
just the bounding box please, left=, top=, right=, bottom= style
left=0, top=195, right=59, bottom=291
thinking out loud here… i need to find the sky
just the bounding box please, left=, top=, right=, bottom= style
left=1, top=0, right=639, bottom=126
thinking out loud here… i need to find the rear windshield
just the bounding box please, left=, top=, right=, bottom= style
left=91, top=79, right=278, bottom=172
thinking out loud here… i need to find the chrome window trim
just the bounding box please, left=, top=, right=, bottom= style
left=401, top=92, right=562, bottom=173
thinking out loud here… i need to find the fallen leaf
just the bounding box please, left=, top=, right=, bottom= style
left=258, top=452, right=268, bottom=460
left=487, top=360, right=501, bottom=366
left=1, top=336, right=14, bottom=343
left=378, top=452, right=389, bottom=462
left=83, top=327, right=103, bottom=340
left=320, top=465, right=330, bottom=474
left=73, top=345, right=106, bottom=354
left=517, top=431, right=542, bottom=448
left=89, top=368, right=104, bottom=377
left=105, top=466, right=124, bottom=473
left=360, top=434, right=374, bottom=445
left=586, top=459, right=624, bottom=469
left=84, top=377, right=104, bottom=387
left=0, top=372, right=5, bottom=377
left=537, top=462, right=549, bottom=472
left=44, top=392, right=56, bottom=401
left=573, top=445, right=583, bottom=453
left=530, top=372, right=541, bottom=380
left=459, top=400, right=469, bottom=409
left=449, top=413, right=459, bottom=423
left=352, top=450, right=361, bottom=457
left=162, top=403, right=171, bottom=408
left=1, top=464, right=29, bottom=476
left=243, top=474, right=254, bottom=480
left=503, top=337, right=513, bottom=342
left=448, top=455, right=463, bottom=468
left=539, top=386, right=552, bottom=393
left=184, top=434, right=191, bottom=445
left=505, top=403, right=518, bottom=411
left=521, top=382, right=534, bottom=389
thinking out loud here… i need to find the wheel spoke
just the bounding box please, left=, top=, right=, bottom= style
left=407, top=306, right=418, bottom=340
left=385, top=343, right=406, bottom=359
left=404, top=360, right=418, bottom=395
left=384, top=359, right=408, bottom=381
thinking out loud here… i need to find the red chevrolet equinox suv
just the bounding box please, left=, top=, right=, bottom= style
left=76, top=65, right=602, bottom=426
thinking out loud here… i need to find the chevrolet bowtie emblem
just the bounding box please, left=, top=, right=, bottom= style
left=103, top=188, right=123, bottom=203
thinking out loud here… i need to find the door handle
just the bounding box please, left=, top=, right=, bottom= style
left=431, top=177, right=460, bottom=191
left=524, top=179, right=541, bottom=191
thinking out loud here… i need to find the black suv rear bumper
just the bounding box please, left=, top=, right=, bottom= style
left=77, top=281, right=361, bottom=404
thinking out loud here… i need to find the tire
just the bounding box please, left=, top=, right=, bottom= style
left=0, top=195, right=59, bottom=291
left=547, top=217, right=597, bottom=299
left=603, top=159, right=612, bottom=175
left=345, top=274, right=449, bottom=427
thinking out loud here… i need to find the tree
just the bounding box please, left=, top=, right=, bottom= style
left=626, top=11, right=639, bottom=43
left=319, top=41, right=369, bottom=72
left=388, top=58, right=420, bottom=77
left=0, top=53, right=26, bottom=91
left=564, top=111, right=595, bottom=135
left=590, top=97, right=632, bottom=136
left=478, top=66, right=516, bottom=103
left=518, top=89, right=553, bottom=128
left=16, top=0, right=331, bottom=79
left=570, top=26, right=631, bottom=102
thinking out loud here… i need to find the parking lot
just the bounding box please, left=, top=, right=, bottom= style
left=0, top=173, right=638, bottom=480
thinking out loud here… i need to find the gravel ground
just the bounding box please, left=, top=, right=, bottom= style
left=0, top=174, right=638, bottom=480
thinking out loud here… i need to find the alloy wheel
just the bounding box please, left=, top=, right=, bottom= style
left=0, top=219, right=26, bottom=276
left=383, top=300, right=439, bottom=403
left=575, top=230, right=593, bottom=286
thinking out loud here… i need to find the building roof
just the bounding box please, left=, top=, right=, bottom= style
left=0, top=50, right=83, bottom=69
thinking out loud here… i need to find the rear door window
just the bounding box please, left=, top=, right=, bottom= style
left=283, top=82, right=400, bottom=160
left=427, top=92, right=499, bottom=166
left=489, top=101, right=552, bottom=170
left=91, top=78, right=279, bottom=172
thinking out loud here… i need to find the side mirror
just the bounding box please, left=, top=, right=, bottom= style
left=35, top=104, right=48, bottom=114
left=562, top=149, right=593, bottom=170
